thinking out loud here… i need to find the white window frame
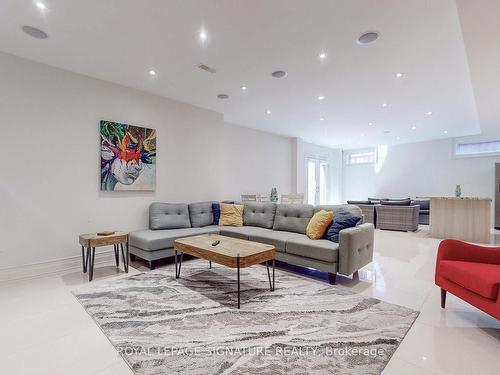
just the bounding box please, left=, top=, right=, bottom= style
left=344, top=148, right=377, bottom=166
left=452, top=137, right=500, bottom=159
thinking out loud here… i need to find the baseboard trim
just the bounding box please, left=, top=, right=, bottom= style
left=0, top=250, right=116, bottom=283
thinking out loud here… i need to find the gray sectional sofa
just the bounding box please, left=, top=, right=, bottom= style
left=129, top=201, right=374, bottom=284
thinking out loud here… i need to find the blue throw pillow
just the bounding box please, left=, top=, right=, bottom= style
left=212, top=203, right=220, bottom=225
left=324, top=211, right=361, bottom=243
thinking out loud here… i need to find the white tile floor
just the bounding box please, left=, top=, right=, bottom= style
left=2, top=227, right=499, bottom=375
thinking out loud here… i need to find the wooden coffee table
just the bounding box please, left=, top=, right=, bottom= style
left=78, top=231, right=129, bottom=282
left=174, top=234, right=276, bottom=309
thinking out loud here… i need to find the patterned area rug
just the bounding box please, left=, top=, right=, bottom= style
left=73, top=260, right=418, bottom=375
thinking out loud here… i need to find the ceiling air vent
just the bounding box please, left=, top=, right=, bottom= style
left=197, top=63, right=216, bottom=74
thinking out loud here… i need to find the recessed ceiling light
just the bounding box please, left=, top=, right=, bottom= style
left=396, top=72, right=404, bottom=78
left=443, top=130, right=448, bottom=134
left=318, top=95, right=325, bottom=101
left=411, top=125, right=417, bottom=130
left=368, top=122, right=373, bottom=126
left=217, top=94, right=229, bottom=99
left=382, top=103, right=388, bottom=107
left=427, top=111, right=433, bottom=115
left=384, top=130, right=391, bottom=134
left=319, top=52, right=327, bottom=59
left=21, top=25, right=48, bottom=39
left=271, top=70, right=287, bottom=78
left=148, top=70, right=156, bottom=76
left=240, top=85, right=247, bottom=91
left=266, top=109, right=271, bottom=115
left=358, top=31, right=379, bottom=45
left=199, top=31, right=207, bottom=40
left=319, top=117, right=325, bottom=121
left=35, top=1, right=46, bottom=10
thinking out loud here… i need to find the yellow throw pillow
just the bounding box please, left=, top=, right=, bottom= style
left=219, top=203, right=244, bottom=227
left=306, top=210, right=333, bottom=239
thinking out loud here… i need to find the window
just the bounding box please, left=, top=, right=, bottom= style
left=454, top=139, right=500, bottom=158
left=345, top=149, right=376, bottom=165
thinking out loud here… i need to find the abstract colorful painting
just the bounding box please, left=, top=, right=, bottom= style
left=100, top=120, right=156, bottom=191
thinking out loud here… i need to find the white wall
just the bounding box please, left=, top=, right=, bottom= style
left=0, top=52, right=293, bottom=270
left=294, top=139, right=343, bottom=204
left=343, top=139, right=500, bottom=206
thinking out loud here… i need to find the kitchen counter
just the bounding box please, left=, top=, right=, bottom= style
left=429, top=197, right=492, bottom=243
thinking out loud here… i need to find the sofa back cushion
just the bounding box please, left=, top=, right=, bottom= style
left=149, top=202, right=191, bottom=230
left=316, top=204, right=362, bottom=218
left=188, top=201, right=215, bottom=227
left=347, top=200, right=372, bottom=205
left=411, top=199, right=430, bottom=210
left=368, top=197, right=387, bottom=204
left=243, top=202, right=277, bottom=228
left=381, top=198, right=411, bottom=206
left=273, top=204, right=314, bottom=234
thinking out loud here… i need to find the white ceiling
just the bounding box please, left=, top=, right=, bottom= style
left=0, top=0, right=488, bottom=149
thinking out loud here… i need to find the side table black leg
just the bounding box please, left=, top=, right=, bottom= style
left=113, top=244, right=119, bottom=267
left=82, top=246, right=87, bottom=273
left=237, top=255, right=240, bottom=309
left=209, top=261, right=212, bottom=269
left=89, top=247, right=95, bottom=282
left=120, top=243, right=128, bottom=273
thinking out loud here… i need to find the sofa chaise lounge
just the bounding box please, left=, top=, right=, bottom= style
left=129, top=202, right=375, bottom=284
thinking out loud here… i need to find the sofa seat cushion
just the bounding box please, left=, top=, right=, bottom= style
left=249, top=230, right=303, bottom=252
left=129, top=226, right=219, bottom=251
left=219, top=226, right=272, bottom=240
left=440, top=260, right=500, bottom=300
left=286, top=236, right=339, bottom=263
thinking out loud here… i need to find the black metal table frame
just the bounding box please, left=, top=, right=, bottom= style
left=174, top=250, right=275, bottom=309
left=81, top=242, right=129, bottom=282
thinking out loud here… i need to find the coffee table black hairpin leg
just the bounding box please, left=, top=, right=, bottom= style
left=266, top=258, right=275, bottom=291
left=237, top=254, right=241, bottom=309
left=175, top=250, right=184, bottom=278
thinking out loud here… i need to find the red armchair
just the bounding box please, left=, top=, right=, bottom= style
left=435, top=239, right=500, bottom=320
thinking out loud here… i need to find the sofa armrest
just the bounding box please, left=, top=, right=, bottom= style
left=437, top=239, right=500, bottom=265
left=338, top=223, right=374, bottom=275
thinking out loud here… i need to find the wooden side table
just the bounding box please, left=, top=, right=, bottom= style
left=78, top=231, right=129, bottom=281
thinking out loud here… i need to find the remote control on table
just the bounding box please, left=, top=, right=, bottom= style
left=211, top=240, right=220, bottom=246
